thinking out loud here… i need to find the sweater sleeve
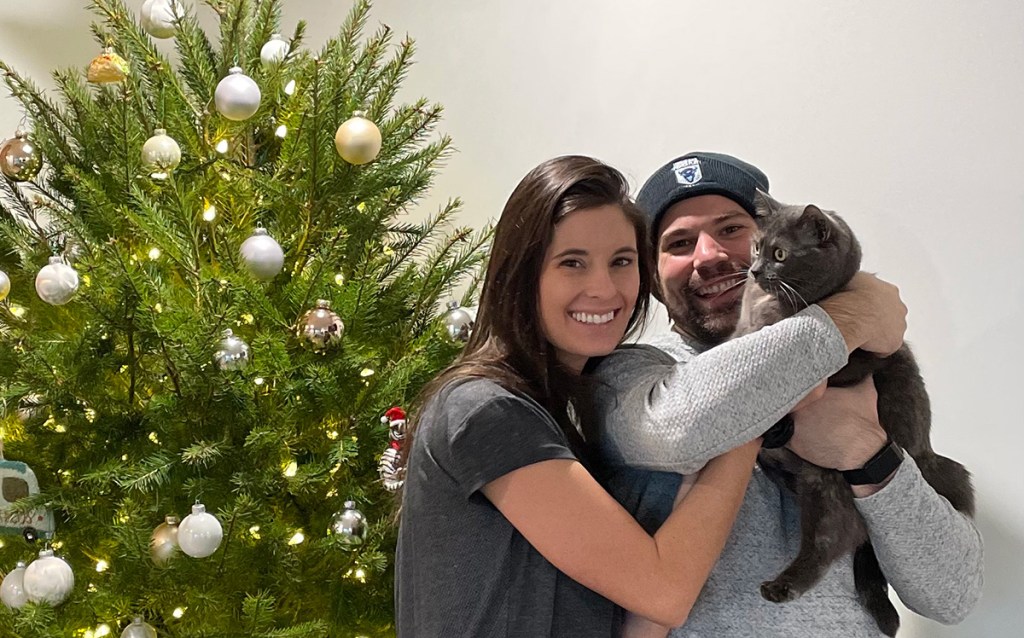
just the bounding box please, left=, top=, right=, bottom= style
left=854, top=456, right=984, bottom=624
left=591, top=305, right=848, bottom=474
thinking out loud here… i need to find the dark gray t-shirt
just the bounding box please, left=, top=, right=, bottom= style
left=395, top=378, right=617, bottom=637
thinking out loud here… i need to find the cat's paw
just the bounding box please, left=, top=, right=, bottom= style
left=760, top=580, right=801, bottom=603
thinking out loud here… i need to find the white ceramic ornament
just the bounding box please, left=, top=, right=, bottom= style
left=140, top=0, right=181, bottom=39
left=141, top=128, right=181, bottom=177
left=121, top=616, right=158, bottom=638
left=35, top=256, right=79, bottom=305
left=177, top=502, right=223, bottom=558
left=260, top=33, right=290, bottom=69
left=239, top=226, right=285, bottom=281
left=215, top=67, right=262, bottom=121
left=23, top=549, right=74, bottom=606
left=0, top=562, right=28, bottom=609
left=0, top=269, right=10, bottom=302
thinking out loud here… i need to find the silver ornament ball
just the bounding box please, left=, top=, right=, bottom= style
left=239, top=227, right=285, bottom=281
left=35, top=256, right=79, bottom=305
left=121, top=616, right=158, bottom=638
left=214, top=328, right=250, bottom=371
left=296, top=300, right=344, bottom=350
left=443, top=300, right=474, bottom=343
left=328, top=500, right=367, bottom=546
left=0, top=131, right=42, bottom=182
left=215, top=67, right=262, bottom=121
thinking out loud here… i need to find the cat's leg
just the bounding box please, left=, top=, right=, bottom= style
left=916, top=452, right=975, bottom=516
left=854, top=542, right=900, bottom=637
left=761, top=466, right=865, bottom=603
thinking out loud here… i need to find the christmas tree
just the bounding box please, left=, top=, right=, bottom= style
left=0, top=1, right=487, bottom=636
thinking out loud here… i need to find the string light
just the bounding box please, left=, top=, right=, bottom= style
left=95, top=559, right=109, bottom=573
left=248, top=525, right=261, bottom=539
left=360, top=368, right=374, bottom=378
left=94, top=625, right=111, bottom=637
left=148, top=247, right=161, bottom=260
left=172, top=607, right=186, bottom=619
left=284, top=79, right=296, bottom=95
left=275, top=124, right=287, bottom=138
left=203, top=200, right=217, bottom=221
left=288, top=530, right=305, bottom=545
left=283, top=460, right=297, bottom=477
left=215, top=139, right=229, bottom=154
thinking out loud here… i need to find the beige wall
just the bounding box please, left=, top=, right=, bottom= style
left=2, top=1, right=1021, bottom=635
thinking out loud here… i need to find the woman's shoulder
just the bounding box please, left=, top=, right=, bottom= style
left=433, top=377, right=549, bottom=425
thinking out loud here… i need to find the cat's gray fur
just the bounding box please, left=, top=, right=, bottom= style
left=732, top=191, right=975, bottom=637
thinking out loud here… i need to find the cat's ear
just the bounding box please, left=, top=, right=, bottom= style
left=753, top=189, right=779, bottom=217
left=800, top=205, right=831, bottom=243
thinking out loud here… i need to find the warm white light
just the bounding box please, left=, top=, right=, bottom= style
left=249, top=525, right=261, bottom=539
left=283, top=460, right=298, bottom=477
left=95, top=625, right=111, bottom=637
left=9, top=304, right=26, bottom=318
left=284, top=79, right=296, bottom=95
left=203, top=202, right=217, bottom=221
left=360, top=368, right=374, bottom=378
left=172, top=607, right=185, bottom=619
left=334, top=273, right=345, bottom=286
left=95, top=559, right=109, bottom=573
left=215, top=139, right=229, bottom=153
left=288, top=531, right=305, bottom=545
left=148, top=247, right=161, bottom=260
left=254, top=377, right=265, bottom=386
left=275, top=124, right=287, bottom=138
left=148, top=431, right=160, bottom=444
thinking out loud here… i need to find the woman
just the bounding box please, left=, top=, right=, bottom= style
left=395, top=156, right=761, bottom=636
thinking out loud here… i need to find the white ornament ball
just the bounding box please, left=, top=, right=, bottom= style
left=140, top=0, right=181, bottom=39
left=334, top=112, right=382, bottom=165
left=23, top=549, right=74, bottom=606
left=0, top=562, right=28, bottom=609
left=215, top=67, right=262, bottom=121
left=141, top=128, right=181, bottom=176
left=214, top=329, right=249, bottom=371
left=121, top=616, right=158, bottom=638
left=177, top=503, right=223, bottom=558
left=0, top=269, right=10, bottom=302
left=260, top=33, right=290, bottom=69
left=35, top=256, right=79, bottom=305
left=240, top=227, right=285, bottom=281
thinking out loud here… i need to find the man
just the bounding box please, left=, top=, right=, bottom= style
left=591, top=152, right=983, bottom=636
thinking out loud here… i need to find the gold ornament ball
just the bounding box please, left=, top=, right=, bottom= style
left=334, top=112, right=382, bottom=165
left=150, top=515, right=180, bottom=566
left=141, top=128, right=182, bottom=176
left=0, top=132, right=42, bottom=182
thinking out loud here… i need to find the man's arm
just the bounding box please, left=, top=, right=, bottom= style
left=788, top=379, right=983, bottom=623
left=592, top=305, right=847, bottom=474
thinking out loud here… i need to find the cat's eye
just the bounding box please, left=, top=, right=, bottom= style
left=774, top=248, right=788, bottom=261
left=751, top=244, right=760, bottom=257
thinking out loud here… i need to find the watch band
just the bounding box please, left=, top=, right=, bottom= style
left=842, top=439, right=905, bottom=485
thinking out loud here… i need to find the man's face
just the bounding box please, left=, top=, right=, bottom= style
left=656, top=194, right=758, bottom=347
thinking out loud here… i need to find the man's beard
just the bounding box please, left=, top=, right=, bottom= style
left=663, top=264, right=747, bottom=349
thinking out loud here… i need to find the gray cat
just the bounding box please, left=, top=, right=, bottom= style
left=732, top=191, right=975, bottom=637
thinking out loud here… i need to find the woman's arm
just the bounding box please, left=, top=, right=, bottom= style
left=481, top=440, right=761, bottom=627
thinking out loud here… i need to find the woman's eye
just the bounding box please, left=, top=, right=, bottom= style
left=612, top=257, right=635, bottom=267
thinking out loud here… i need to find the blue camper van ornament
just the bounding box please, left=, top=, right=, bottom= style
left=0, top=455, right=55, bottom=542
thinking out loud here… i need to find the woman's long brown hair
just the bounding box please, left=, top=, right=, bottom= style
left=402, top=155, right=652, bottom=481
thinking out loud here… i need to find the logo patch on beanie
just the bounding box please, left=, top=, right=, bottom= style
left=672, top=158, right=702, bottom=186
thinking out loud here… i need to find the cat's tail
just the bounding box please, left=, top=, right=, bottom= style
left=915, top=453, right=976, bottom=517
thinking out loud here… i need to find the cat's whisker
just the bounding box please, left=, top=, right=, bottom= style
left=780, top=281, right=810, bottom=309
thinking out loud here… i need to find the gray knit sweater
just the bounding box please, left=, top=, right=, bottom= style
left=591, top=306, right=983, bottom=637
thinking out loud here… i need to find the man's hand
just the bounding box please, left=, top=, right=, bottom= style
left=787, top=376, right=887, bottom=471
left=819, top=272, right=907, bottom=356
